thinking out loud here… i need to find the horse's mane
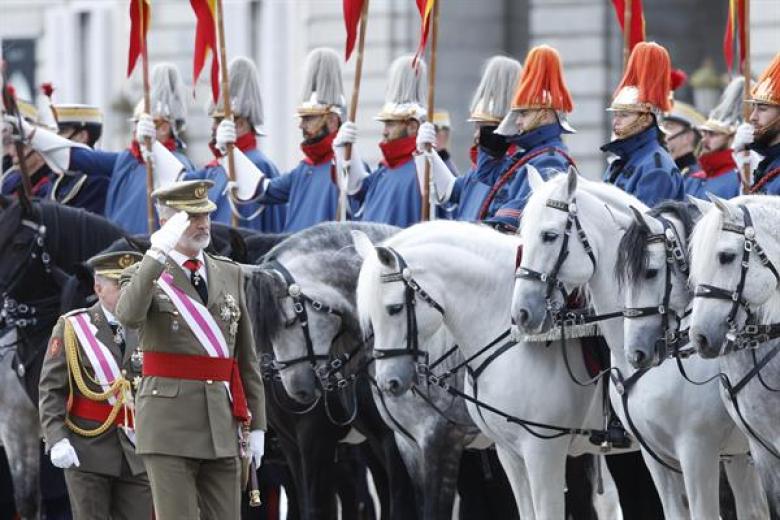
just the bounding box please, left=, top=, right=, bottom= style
left=616, top=200, right=700, bottom=286
left=247, top=222, right=398, bottom=344
left=38, top=201, right=127, bottom=272
left=357, top=220, right=518, bottom=335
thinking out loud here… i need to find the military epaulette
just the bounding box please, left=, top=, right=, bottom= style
left=208, top=253, right=237, bottom=264
left=63, top=308, right=89, bottom=318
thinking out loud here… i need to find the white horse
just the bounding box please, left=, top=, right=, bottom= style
left=353, top=220, right=626, bottom=520
left=688, top=195, right=780, bottom=512
left=512, top=167, right=767, bottom=519
left=615, top=199, right=770, bottom=518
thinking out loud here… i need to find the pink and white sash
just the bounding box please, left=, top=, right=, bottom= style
left=156, top=271, right=233, bottom=398
left=67, top=312, right=135, bottom=440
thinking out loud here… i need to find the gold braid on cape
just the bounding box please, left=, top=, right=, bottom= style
left=63, top=317, right=133, bottom=437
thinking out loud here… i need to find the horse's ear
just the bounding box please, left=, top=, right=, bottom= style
left=629, top=205, right=651, bottom=231
left=565, top=165, right=578, bottom=199
left=527, top=165, right=545, bottom=192
left=687, top=195, right=713, bottom=216
left=707, top=193, right=738, bottom=219
left=351, top=230, right=375, bottom=260
left=605, top=204, right=632, bottom=231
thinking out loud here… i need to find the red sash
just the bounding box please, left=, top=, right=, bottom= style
left=142, top=351, right=250, bottom=423
left=69, top=395, right=135, bottom=429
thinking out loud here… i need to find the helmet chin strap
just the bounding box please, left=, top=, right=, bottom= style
left=754, top=113, right=780, bottom=147
left=614, top=112, right=653, bottom=140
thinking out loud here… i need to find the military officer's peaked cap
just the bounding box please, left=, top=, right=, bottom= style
left=53, top=104, right=103, bottom=128
left=152, top=180, right=217, bottom=214
left=87, top=251, right=143, bottom=279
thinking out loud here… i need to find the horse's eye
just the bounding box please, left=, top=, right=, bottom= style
left=644, top=268, right=659, bottom=280
left=386, top=304, right=403, bottom=316
left=718, top=252, right=736, bottom=265
left=541, top=231, right=558, bottom=243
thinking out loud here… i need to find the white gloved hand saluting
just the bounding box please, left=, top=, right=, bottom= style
left=135, top=114, right=157, bottom=144
left=249, top=429, right=265, bottom=465
left=732, top=122, right=755, bottom=153
left=149, top=211, right=190, bottom=257
left=50, top=439, right=80, bottom=469
left=416, top=122, right=437, bottom=154
left=334, top=122, right=358, bottom=147
left=216, top=119, right=237, bottom=154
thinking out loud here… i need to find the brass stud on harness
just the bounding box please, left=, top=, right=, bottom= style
left=288, top=284, right=302, bottom=297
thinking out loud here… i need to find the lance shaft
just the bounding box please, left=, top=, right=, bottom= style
left=215, top=0, right=239, bottom=228
left=339, top=0, right=370, bottom=222
left=421, top=0, right=440, bottom=222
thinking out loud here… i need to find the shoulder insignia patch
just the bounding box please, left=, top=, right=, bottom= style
left=63, top=308, right=89, bottom=318
left=47, top=337, right=63, bottom=359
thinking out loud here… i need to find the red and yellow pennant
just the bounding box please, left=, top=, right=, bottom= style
left=343, top=0, right=365, bottom=61
left=190, top=0, right=220, bottom=102
left=413, top=0, right=435, bottom=66
left=127, top=0, right=151, bottom=77
left=611, top=0, right=645, bottom=52
left=723, top=0, right=747, bottom=74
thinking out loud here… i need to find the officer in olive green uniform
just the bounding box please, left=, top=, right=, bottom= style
left=39, top=244, right=152, bottom=520
left=115, top=180, right=266, bottom=520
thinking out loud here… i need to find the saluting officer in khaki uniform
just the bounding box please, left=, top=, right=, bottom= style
left=115, top=179, right=266, bottom=519
left=39, top=244, right=152, bottom=520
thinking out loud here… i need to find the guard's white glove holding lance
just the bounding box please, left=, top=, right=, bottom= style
left=732, top=122, right=755, bottom=153
left=3, top=114, right=85, bottom=173
left=49, top=439, right=80, bottom=469
left=149, top=211, right=190, bottom=258
left=216, top=119, right=237, bottom=154
left=135, top=114, right=157, bottom=144
left=416, top=122, right=437, bottom=153
left=249, top=429, right=265, bottom=465
left=333, top=122, right=369, bottom=195
left=414, top=122, right=455, bottom=204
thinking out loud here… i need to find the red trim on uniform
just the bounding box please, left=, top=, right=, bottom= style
left=129, top=137, right=178, bottom=162
left=696, top=149, right=736, bottom=179
left=143, top=351, right=250, bottom=423
left=68, top=395, right=135, bottom=429
left=477, top=147, right=576, bottom=220
left=749, top=167, right=780, bottom=194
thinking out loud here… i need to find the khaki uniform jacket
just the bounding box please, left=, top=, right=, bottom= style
left=115, top=252, right=265, bottom=460
left=39, top=303, right=146, bottom=477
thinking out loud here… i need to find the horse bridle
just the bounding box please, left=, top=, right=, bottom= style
left=266, top=259, right=344, bottom=370
left=515, top=198, right=597, bottom=315
left=374, top=247, right=445, bottom=363
left=694, top=205, right=780, bottom=350
left=1, top=216, right=57, bottom=329
left=622, top=215, right=692, bottom=360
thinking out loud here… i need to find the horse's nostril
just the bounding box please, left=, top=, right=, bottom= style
left=631, top=350, right=645, bottom=366
left=386, top=378, right=401, bottom=395
left=693, top=333, right=708, bottom=351
left=294, top=389, right=313, bottom=403
left=517, top=309, right=530, bottom=326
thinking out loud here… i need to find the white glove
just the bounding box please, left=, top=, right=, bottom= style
left=732, top=122, right=755, bottom=153
left=135, top=114, right=156, bottom=144
left=50, top=439, right=80, bottom=469
left=3, top=114, right=82, bottom=173
left=334, top=122, right=358, bottom=147
left=733, top=149, right=761, bottom=174
left=149, top=211, right=190, bottom=255
left=416, top=122, right=437, bottom=153
left=249, top=429, right=265, bottom=465
left=333, top=130, right=369, bottom=195
left=414, top=151, right=455, bottom=204
left=216, top=119, right=237, bottom=154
